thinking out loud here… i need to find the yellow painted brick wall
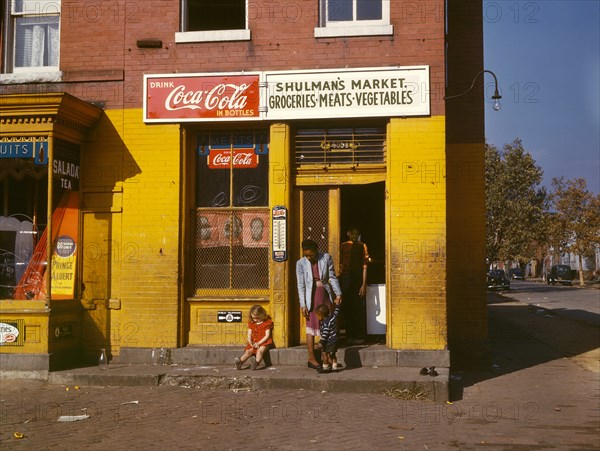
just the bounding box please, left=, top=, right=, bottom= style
left=269, top=123, right=292, bottom=347
left=0, top=301, right=49, bottom=354
left=387, top=117, right=447, bottom=350
left=83, top=109, right=181, bottom=353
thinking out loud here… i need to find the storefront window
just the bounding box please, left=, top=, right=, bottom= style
left=1, top=138, right=48, bottom=299
left=195, top=130, right=269, bottom=293
left=0, top=138, right=80, bottom=300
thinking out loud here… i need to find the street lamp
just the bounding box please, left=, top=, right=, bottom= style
left=445, top=69, right=502, bottom=111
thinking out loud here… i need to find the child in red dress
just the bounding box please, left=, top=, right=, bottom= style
left=235, top=305, right=273, bottom=370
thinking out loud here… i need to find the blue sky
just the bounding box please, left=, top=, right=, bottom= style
left=483, top=0, right=600, bottom=193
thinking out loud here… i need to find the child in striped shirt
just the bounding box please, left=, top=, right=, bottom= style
left=315, top=297, right=342, bottom=373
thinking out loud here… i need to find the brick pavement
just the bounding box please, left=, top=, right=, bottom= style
left=1, top=297, right=599, bottom=450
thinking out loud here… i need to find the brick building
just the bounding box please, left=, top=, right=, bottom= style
left=1, top=0, right=488, bottom=372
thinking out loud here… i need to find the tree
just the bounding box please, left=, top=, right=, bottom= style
left=549, top=177, right=600, bottom=286
left=485, top=138, right=548, bottom=268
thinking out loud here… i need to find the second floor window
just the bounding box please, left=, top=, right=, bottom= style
left=183, top=0, right=245, bottom=32
left=2, top=0, right=61, bottom=73
left=316, top=0, right=392, bottom=38
left=327, top=0, right=382, bottom=23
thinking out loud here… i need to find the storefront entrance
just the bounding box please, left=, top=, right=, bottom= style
left=295, top=182, right=386, bottom=343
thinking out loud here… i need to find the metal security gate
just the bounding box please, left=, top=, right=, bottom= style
left=296, top=187, right=340, bottom=343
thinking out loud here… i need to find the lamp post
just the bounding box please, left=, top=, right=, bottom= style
left=445, top=69, right=502, bottom=111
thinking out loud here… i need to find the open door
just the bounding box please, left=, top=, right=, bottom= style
left=340, top=182, right=386, bottom=338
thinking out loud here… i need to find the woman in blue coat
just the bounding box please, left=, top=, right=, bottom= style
left=296, top=239, right=342, bottom=369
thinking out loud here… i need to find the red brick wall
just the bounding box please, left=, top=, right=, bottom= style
left=8, top=1, right=447, bottom=114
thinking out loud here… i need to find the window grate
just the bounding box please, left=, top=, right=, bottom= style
left=194, top=209, right=269, bottom=293
left=294, top=127, right=386, bottom=167
left=301, top=191, right=329, bottom=254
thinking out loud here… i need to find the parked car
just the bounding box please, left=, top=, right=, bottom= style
left=508, top=268, right=524, bottom=280
left=547, top=265, right=572, bottom=285
left=487, top=269, right=510, bottom=291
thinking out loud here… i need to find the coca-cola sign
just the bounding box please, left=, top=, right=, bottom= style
left=145, top=74, right=260, bottom=122
left=208, top=149, right=259, bottom=169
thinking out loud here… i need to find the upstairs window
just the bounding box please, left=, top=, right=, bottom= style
left=327, top=0, right=383, bottom=22
left=315, top=0, right=393, bottom=38
left=177, top=0, right=250, bottom=43
left=185, top=0, right=244, bottom=31
left=2, top=0, right=61, bottom=73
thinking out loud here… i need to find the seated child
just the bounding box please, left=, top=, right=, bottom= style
left=235, top=305, right=273, bottom=370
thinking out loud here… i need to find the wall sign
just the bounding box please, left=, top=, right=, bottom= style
left=51, top=235, right=77, bottom=297
left=144, top=66, right=430, bottom=122
left=144, top=73, right=261, bottom=123
left=217, top=311, right=243, bottom=323
left=272, top=206, right=288, bottom=262
left=0, top=320, right=24, bottom=346
left=0, top=139, right=48, bottom=165
left=264, top=66, right=430, bottom=120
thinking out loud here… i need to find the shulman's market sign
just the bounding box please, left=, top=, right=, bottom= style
left=144, top=66, right=429, bottom=123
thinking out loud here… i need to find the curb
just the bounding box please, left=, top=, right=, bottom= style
left=46, top=364, right=449, bottom=402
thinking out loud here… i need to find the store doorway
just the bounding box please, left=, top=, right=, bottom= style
left=340, top=182, right=386, bottom=340
left=340, top=182, right=385, bottom=284
left=295, top=182, right=386, bottom=344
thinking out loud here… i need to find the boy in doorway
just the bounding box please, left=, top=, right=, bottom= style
left=339, top=226, right=369, bottom=345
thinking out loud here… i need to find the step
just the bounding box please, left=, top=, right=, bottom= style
left=118, top=345, right=450, bottom=368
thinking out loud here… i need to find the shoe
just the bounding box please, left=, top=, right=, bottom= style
left=234, top=357, right=242, bottom=370
left=250, top=358, right=258, bottom=371
left=428, top=366, right=438, bottom=377
left=318, top=367, right=331, bottom=374
left=419, top=367, right=429, bottom=375
left=307, top=361, right=321, bottom=370
left=332, top=365, right=342, bottom=372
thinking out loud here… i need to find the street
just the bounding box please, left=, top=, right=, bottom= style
left=1, top=284, right=599, bottom=450
left=498, top=279, right=600, bottom=326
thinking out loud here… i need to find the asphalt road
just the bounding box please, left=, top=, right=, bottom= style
left=493, top=280, right=600, bottom=326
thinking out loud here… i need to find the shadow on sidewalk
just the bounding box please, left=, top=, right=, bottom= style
left=450, top=292, right=600, bottom=401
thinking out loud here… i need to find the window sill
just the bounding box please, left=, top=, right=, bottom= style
left=188, top=295, right=269, bottom=303
left=314, top=24, right=393, bottom=38
left=0, top=71, right=62, bottom=84
left=175, top=29, right=251, bottom=43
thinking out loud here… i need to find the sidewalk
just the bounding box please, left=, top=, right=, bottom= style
left=46, top=361, right=449, bottom=402
left=43, top=341, right=451, bottom=402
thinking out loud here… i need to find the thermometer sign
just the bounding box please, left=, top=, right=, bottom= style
left=272, top=206, right=287, bottom=262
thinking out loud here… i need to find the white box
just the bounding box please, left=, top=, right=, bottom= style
left=366, top=284, right=386, bottom=335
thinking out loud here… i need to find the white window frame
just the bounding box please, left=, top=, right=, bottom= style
left=2, top=0, right=61, bottom=74
left=176, top=0, right=251, bottom=44
left=315, top=0, right=393, bottom=38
